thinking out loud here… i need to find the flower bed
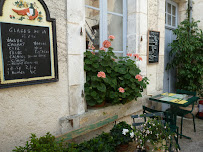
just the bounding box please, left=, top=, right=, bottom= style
left=13, top=120, right=178, bottom=152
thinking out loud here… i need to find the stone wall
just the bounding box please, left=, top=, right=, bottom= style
left=0, top=0, right=70, bottom=151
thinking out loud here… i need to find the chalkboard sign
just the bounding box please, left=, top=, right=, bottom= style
left=147, top=30, right=160, bottom=64
left=0, top=0, right=58, bottom=88
left=1, top=22, right=52, bottom=80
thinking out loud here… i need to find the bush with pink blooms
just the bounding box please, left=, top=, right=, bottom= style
left=84, top=36, right=148, bottom=106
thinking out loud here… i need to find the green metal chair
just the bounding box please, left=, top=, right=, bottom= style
left=176, top=89, right=199, bottom=138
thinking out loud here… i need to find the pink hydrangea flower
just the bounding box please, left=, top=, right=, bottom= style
left=97, top=71, right=106, bottom=78
left=118, top=87, right=125, bottom=93
left=108, top=35, right=115, bottom=41
left=103, top=40, right=111, bottom=48
left=127, top=53, right=132, bottom=57
left=100, top=47, right=106, bottom=51
left=135, top=74, right=143, bottom=81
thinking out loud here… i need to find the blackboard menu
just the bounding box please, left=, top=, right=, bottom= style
left=148, top=30, right=160, bottom=64
left=0, top=22, right=57, bottom=88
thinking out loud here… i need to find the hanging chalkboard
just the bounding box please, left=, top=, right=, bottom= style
left=147, top=30, right=160, bottom=64
left=0, top=0, right=58, bottom=88
left=1, top=22, right=53, bottom=80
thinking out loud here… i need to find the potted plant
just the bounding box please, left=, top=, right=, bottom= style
left=110, top=121, right=135, bottom=151
left=134, top=119, right=178, bottom=152
left=84, top=36, right=148, bottom=107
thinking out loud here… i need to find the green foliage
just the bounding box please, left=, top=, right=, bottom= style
left=166, top=19, right=203, bottom=92
left=135, top=119, right=177, bottom=151
left=110, top=121, right=134, bottom=146
left=13, top=133, right=66, bottom=152
left=84, top=45, right=149, bottom=106
left=76, top=132, right=116, bottom=152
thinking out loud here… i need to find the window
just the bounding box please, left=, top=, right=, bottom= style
left=85, top=0, right=127, bottom=56
left=165, top=0, right=178, bottom=29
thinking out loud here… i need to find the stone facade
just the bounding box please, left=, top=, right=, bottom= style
left=0, top=0, right=202, bottom=151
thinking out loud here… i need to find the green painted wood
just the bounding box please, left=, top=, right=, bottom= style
left=56, top=115, right=118, bottom=142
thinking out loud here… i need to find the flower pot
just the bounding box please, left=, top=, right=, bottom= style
left=90, top=101, right=106, bottom=108
left=116, top=144, right=129, bottom=152
left=145, top=140, right=166, bottom=152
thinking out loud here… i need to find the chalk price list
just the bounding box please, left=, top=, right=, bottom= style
left=1, top=23, right=51, bottom=80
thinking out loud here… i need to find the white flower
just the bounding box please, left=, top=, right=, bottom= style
left=146, top=130, right=150, bottom=134
left=122, top=129, right=129, bottom=135
left=147, top=140, right=150, bottom=143
left=153, top=124, right=155, bottom=126
left=130, top=132, right=134, bottom=138
left=150, top=131, right=152, bottom=134
left=164, top=126, right=167, bottom=129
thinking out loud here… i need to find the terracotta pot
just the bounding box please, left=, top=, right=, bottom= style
left=145, top=140, right=166, bottom=152
left=116, top=144, right=129, bottom=152
left=91, top=101, right=106, bottom=108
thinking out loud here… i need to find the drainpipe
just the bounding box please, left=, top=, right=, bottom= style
left=188, top=0, right=193, bottom=23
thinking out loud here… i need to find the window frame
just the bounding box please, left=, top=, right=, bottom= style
left=85, top=0, right=127, bottom=56
left=165, top=0, right=178, bottom=29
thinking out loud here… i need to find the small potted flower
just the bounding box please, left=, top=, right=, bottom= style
left=134, top=119, right=178, bottom=152
left=110, top=121, right=134, bottom=151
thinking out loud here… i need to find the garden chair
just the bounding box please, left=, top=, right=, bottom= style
left=176, top=89, right=199, bottom=138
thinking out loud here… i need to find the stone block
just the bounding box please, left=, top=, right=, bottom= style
left=138, top=55, right=147, bottom=76
left=147, top=64, right=158, bottom=95
left=67, top=23, right=86, bottom=55
left=128, top=0, right=136, bottom=14
left=139, top=34, right=147, bottom=56
left=67, top=0, right=85, bottom=24
left=158, top=19, right=165, bottom=38
left=159, top=37, right=165, bottom=56
left=128, top=13, right=136, bottom=35
left=139, top=13, right=148, bottom=35
left=140, top=0, right=148, bottom=14
left=69, top=85, right=86, bottom=116
left=127, top=34, right=137, bottom=53
left=68, top=55, right=84, bottom=86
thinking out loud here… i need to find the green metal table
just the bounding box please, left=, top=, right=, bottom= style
left=149, top=93, right=199, bottom=139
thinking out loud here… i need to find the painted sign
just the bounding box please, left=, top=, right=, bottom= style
left=0, top=0, right=58, bottom=88
left=147, top=30, right=160, bottom=64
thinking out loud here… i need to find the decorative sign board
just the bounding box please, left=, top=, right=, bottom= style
left=0, top=0, right=58, bottom=88
left=147, top=30, right=160, bottom=64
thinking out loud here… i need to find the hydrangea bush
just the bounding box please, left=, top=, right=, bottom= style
left=84, top=36, right=149, bottom=106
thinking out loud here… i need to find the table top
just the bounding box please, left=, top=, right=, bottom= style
left=149, top=93, right=199, bottom=107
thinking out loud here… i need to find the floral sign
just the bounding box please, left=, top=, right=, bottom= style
left=10, top=0, right=43, bottom=22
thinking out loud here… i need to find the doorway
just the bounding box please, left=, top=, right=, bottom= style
left=163, top=0, right=178, bottom=111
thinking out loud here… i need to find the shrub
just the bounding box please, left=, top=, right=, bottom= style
left=110, top=121, right=134, bottom=146
left=13, top=133, right=66, bottom=152
left=166, top=19, right=203, bottom=92
left=76, top=132, right=116, bottom=152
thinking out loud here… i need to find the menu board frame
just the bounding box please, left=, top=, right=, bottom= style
left=147, top=30, right=160, bottom=64
left=0, top=0, right=58, bottom=89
